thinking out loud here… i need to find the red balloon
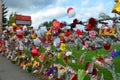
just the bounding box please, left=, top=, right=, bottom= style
left=52, top=21, right=61, bottom=27
left=103, top=43, right=111, bottom=50
left=16, top=32, right=23, bottom=38
left=67, top=7, right=73, bottom=13
left=30, top=48, right=39, bottom=57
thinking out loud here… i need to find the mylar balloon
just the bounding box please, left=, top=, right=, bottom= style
left=103, top=43, right=111, bottom=50
left=112, top=3, right=120, bottom=15
left=115, top=0, right=120, bottom=2
left=52, top=20, right=61, bottom=27
left=16, top=32, right=23, bottom=39
left=67, top=7, right=76, bottom=18
left=30, top=48, right=39, bottom=57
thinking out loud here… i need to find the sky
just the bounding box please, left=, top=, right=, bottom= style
left=5, top=0, right=116, bottom=29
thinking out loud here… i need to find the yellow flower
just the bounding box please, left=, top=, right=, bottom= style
left=58, top=53, right=61, bottom=59
left=33, top=60, right=39, bottom=67
left=60, top=43, right=66, bottom=51
left=31, top=34, right=36, bottom=39
left=46, top=31, right=51, bottom=36
left=26, top=62, right=32, bottom=67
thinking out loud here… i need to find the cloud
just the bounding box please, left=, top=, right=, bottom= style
left=81, top=0, right=90, bottom=6
left=75, top=2, right=107, bottom=21
left=31, top=7, right=66, bottom=28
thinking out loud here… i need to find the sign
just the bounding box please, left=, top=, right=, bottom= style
left=99, top=28, right=115, bottom=36
left=15, top=20, right=31, bottom=25
left=14, top=15, right=31, bottom=21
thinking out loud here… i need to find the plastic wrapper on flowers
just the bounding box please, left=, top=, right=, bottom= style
left=78, top=69, right=86, bottom=80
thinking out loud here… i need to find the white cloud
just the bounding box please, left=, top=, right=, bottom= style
left=31, top=7, right=66, bottom=28
left=75, top=2, right=106, bottom=21
left=81, top=0, right=90, bottom=6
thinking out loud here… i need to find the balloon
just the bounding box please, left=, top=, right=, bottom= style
left=67, top=7, right=76, bottom=18
left=103, top=43, right=111, bottom=50
left=30, top=48, right=39, bottom=57
left=115, top=0, right=120, bottom=2
left=16, top=32, right=23, bottom=39
left=52, top=21, right=61, bottom=27
left=67, top=7, right=73, bottom=13
left=112, top=3, right=120, bottom=15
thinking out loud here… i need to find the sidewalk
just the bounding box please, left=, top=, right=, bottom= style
left=0, top=56, right=46, bottom=80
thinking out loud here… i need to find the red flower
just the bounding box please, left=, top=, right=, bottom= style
left=88, top=17, right=97, bottom=27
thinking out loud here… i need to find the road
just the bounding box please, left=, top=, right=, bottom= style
left=0, top=56, right=48, bottom=80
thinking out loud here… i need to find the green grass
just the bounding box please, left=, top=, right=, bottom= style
left=23, top=44, right=120, bottom=80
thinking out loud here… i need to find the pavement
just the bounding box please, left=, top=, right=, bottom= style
left=0, top=56, right=48, bottom=80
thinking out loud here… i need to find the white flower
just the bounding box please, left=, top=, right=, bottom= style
left=66, top=51, right=72, bottom=56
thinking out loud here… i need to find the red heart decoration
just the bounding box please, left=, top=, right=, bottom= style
left=103, top=43, right=111, bottom=50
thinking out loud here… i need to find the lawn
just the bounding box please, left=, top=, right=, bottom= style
left=23, top=44, right=120, bottom=80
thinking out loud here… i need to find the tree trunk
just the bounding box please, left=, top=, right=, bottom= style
left=0, top=0, right=2, bottom=33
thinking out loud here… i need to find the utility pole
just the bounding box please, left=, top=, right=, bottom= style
left=0, top=0, right=2, bottom=33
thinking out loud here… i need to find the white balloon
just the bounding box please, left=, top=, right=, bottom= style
left=68, top=9, right=76, bottom=18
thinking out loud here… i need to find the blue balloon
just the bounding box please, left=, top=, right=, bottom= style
left=115, top=50, right=120, bottom=57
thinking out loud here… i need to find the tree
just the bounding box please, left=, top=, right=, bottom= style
left=2, top=0, right=8, bottom=27
left=8, top=12, right=15, bottom=26
left=0, top=0, right=2, bottom=32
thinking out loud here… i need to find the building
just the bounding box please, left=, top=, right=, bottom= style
left=14, top=14, right=32, bottom=26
